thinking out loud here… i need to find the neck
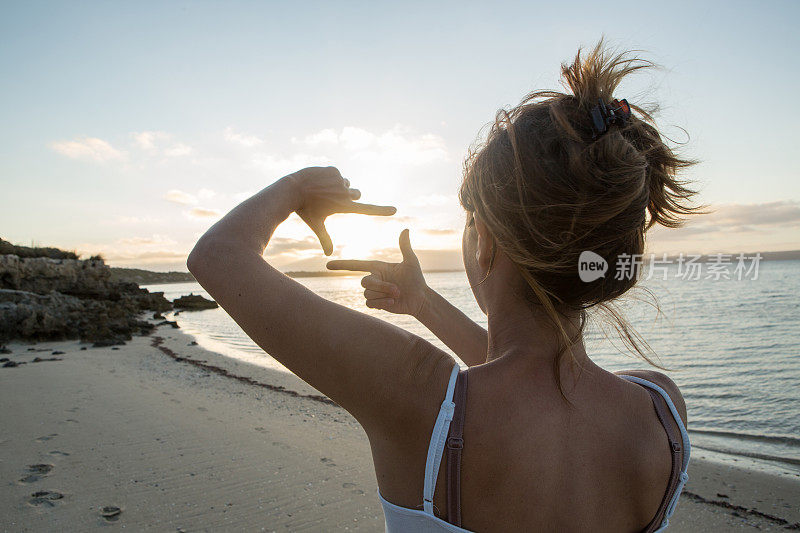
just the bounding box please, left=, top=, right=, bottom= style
left=484, top=294, right=594, bottom=384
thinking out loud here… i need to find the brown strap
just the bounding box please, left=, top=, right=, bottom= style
left=641, top=387, right=684, bottom=533
left=446, top=369, right=468, bottom=527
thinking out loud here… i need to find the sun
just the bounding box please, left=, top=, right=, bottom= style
left=338, top=241, right=376, bottom=260
left=327, top=214, right=398, bottom=260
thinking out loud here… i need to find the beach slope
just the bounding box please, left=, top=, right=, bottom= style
left=1, top=328, right=798, bottom=531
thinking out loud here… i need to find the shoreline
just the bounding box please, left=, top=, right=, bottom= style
left=168, top=307, right=800, bottom=482
left=1, top=325, right=799, bottom=531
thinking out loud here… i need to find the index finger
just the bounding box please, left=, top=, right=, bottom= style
left=326, top=259, right=386, bottom=273
left=343, top=202, right=397, bottom=216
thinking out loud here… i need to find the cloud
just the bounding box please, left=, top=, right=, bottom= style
left=75, top=234, right=189, bottom=269
left=413, top=194, right=458, bottom=207
left=132, top=131, right=170, bottom=151
left=114, top=250, right=187, bottom=260
left=117, top=234, right=177, bottom=246
left=163, top=143, right=193, bottom=157
left=249, top=152, right=333, bottom=176
left=50, top=137, right=125, bottom=162
left=421, top=228, right=457, bottom=235
left=163, top=188, right=217, bottom=207
left=224, top=127, right=263, bottom=147
left=100, top=249, right=189, bottom=268
left=297, top=128, right=338, bottom=146
left=340, top=127, right=376, bottom=151
left=647, top=200, right=800, bottom=254
left=653, top=200, right=800, bottom=238
left=264, top=237, right=320, bottom=254
left=164, top=189, right=198, bottom=205
left=132, top=131, right=193, bottom=157
left=367, top=126, right=448, bottom=165
left=707, top=201, right=800, bottom=226
left=112, top=215, right=163, bottom=225
left=293, top=125, right=449, bottom=165
left=186, top=207, right=221, bottom=219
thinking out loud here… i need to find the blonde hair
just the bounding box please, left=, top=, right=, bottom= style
left=459, top=40, right=704, bottom=396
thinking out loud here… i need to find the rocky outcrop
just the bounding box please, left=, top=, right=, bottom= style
left=173, top=294, right=218, bottom=310
left=0, top=238, right=79, bottom=260
left=2, top=255, right=116, bottom=298
left=0, top=253, right=172, bottom=346
left=109, top=267, right=195, bottom=285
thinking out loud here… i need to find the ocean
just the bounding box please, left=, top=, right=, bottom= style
left=144, top=259, right=800, bottom=478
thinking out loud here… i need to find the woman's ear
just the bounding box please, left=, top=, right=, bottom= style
left=474, top=214, right=493, bottom=270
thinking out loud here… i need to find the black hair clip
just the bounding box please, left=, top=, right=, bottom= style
left=589, top=98, right=631, bottom=139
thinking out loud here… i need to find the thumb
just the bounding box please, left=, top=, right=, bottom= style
left=399, top=229, right=419, bottom=265
left=309, top=219, right=333, bottom=256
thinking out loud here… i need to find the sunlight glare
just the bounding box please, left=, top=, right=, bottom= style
left=327, top=214, right=397, bottom=260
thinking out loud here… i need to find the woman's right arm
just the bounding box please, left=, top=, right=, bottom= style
left=328, top=229, right=488, bottom=367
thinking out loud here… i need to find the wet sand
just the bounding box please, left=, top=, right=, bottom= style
left=1, top=325, right=798, bottom=531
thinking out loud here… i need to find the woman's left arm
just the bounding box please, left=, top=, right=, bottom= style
left=187, top=167, right=456, bottom=437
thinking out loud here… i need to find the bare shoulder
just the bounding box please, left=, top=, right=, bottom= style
left=615, top=369, right=688, bottom=428
left=367, top=351, right=459, bottom=507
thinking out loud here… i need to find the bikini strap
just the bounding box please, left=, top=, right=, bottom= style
left=423, top=363, right=460, bottom=515
left=446, top=368, right=468, bottom=527
left=641, top=387, right=685, bottom=533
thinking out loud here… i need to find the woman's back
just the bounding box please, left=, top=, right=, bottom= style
left=373, top=358, right=688, bottom=532
left=189, top=40, right=699, bottom=533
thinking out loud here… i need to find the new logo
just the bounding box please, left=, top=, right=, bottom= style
left=578, top=251, right=607, bottom=282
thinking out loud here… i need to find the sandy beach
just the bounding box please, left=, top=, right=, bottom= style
left=1, top=323, right=798, bottom=532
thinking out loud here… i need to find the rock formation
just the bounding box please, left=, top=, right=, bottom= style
left=172, top=293, right=218, bottom=310
left=0, top=251, right=172, bottom=346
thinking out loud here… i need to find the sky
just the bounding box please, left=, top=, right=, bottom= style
left=1, top=0, right=799, bottom=271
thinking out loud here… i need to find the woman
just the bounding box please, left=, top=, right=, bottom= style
left=188, top=43, right=695, bottom=532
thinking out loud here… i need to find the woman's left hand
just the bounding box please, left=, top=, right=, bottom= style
left=286, top=166, right=396, bottom=256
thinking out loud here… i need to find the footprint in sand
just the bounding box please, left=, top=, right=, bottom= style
left=100, top=505, right=122, bottom=522
left=36, top=434, right=58, bottom=442
left=28, top=490, right=63, bottom=507
left=197, top=407, right=208, bottom=412
left=49, top=451, right=70, bottom=457
left=19, top=464, right=54, bottom=483
left=271, top=441, right=291, bottom=450
left=320, top=457, right=337, bottom=467
left=342, top=482, right=357, bottom=489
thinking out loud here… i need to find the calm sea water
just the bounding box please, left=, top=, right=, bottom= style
left=145, top=260, right=800, bottom=476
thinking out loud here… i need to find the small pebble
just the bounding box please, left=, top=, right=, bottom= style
left=101, top=505, right=122, bottom=521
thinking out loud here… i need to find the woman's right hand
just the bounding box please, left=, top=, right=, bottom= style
left=326, top=229, right=429, bottom=317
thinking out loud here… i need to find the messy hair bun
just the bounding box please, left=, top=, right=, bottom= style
left=458, top=40, right=703, bottom=393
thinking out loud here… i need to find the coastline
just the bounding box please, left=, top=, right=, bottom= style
left=1, top=324, right=798, bottom=531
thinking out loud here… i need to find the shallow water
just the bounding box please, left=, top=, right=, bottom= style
left=145, top=259, right=800, bottom=475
